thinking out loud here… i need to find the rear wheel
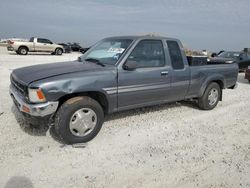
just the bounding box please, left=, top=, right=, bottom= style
left=248, top=80, right=250, bottom=83
left=54, top=96, right=104, bottom=144
left=198, top=82, right=221, bottom=110
left=18, top=47, right=28, bottom=55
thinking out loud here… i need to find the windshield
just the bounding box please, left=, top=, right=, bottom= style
left=81, top=39, right=133, bottom=65
left=218, top=51, right=240, bottom=59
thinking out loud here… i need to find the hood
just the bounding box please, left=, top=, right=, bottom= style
left=12, top=60, right=110, bottom=85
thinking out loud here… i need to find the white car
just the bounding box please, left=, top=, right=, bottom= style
left=7, top=37, right=64, bottom=55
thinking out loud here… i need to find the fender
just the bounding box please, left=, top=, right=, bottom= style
left=198, top=74, right=225, bottom=98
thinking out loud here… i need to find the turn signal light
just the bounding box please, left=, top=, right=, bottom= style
left=36, top=89, right=45, bottom=100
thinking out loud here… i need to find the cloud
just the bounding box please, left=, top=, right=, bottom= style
left=0, top=0, right=250, bottom=50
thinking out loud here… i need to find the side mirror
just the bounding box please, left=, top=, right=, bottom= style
left=123, top=60, right=137, bottom=70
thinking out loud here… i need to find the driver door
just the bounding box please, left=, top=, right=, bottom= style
left=117, top=39, right=172, bottom=110
left=37, top=38, right=53, bottom=52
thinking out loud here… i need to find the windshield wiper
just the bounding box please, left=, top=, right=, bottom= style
left=84, top=58, right=105, bottom=67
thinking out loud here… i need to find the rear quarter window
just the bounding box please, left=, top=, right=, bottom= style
left=167, top=40, right=184, bottom=70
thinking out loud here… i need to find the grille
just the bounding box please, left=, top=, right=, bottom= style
left=11, top=74, right=27, bottom=96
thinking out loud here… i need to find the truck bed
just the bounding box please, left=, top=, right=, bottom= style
left=186, top=62, right=238, bottom=98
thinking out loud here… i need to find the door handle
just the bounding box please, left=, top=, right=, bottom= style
left=161, top=71, right=169, bottom=76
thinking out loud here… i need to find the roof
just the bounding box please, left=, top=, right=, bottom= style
left=103, top=35, right=179, bottom=41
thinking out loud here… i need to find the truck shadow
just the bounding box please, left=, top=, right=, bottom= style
left=105, top=100, right=199, bottom=122
left=11, top=105, right=65, bottom=143
left=11, top=100, right=199, bottom=143
left=11, top=105, right=49, bottom=136
left=4, top=176, right=33, bottom=188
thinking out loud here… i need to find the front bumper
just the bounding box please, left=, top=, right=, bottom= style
left=9, top=85, right=59, bottom=117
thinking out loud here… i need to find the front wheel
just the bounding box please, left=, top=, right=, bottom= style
left=55, top=48, right=63, bottom=55
left=198, top=82, right=221, bottom=110
left=54, top=96, right=104, bottom=144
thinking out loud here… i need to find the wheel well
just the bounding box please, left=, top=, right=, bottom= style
left=58, top=92, right=109, bottom=114
left=55, top=47, right=63, bottom=52
left=213, top=80, right=224, bottom=89
left=18, top=46, right=29, bottom=51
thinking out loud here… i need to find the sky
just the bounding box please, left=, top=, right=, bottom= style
left=0, top=0, right=250, bottom=51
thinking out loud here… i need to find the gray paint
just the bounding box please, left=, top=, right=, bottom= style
left=10, top=36, right=238, bottom=114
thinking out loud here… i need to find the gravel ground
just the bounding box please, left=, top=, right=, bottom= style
left=0, top=47, right=249, bottom=188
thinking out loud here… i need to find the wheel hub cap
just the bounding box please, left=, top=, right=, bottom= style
left=21, top=49, right=26, bottom=54
left=208, top=88, right=218, bottom=106
left=69, top=108, right=97, bottom=137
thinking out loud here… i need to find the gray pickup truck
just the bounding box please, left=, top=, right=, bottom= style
left=9, top=36, right=238, bottom=144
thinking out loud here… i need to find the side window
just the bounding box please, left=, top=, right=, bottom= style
left=37, top=38, right=44, bottom=43
left=45, top=39, right=52, bottom=44
left=37, top=38, right=52, bottom=44
left=127, top=40, right=165, bottom=68
left=167, top=40, right=184, bottom=70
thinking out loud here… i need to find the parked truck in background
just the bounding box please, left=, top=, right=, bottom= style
left=7, top=37, right=64, bottom=55
left=9, top=35, right=238, bottom=144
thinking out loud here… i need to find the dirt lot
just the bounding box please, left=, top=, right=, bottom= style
left=0, top=47, right=249, bottom=188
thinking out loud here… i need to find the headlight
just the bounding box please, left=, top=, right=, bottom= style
left=28, top=88, right=46, bottom=103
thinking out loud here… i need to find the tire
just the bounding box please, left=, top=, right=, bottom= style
left=198, top=82, right=221, bottom=110
left=54, top=96, right=104, bottom=144
left=248, top=80, right=250, bottom=83
left=18, top=47, right=28, bottom=55
left=55, top=48, right=63, bottom=55
left=15, top=51, right=19, bottom=55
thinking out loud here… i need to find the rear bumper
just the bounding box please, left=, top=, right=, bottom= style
left=9, top=85, right=59, bottom=117
left=7, top=46, right=14, bottom=51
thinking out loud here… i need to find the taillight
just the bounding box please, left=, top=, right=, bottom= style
left=8, top=40, right=14, bottom=44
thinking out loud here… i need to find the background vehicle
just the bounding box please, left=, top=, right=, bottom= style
left=80, top=47, right=89, bottom=54
left=68, top=43, right=83, bottom=51
left=210, top=51, right=250, bottom=71
left=245, top=66, right=250, bottom=83
left=7, top=37, right=64, bottom=55
left=58, top=43, right=71, bottom=53
left=9, top=36, right=238, bottom=144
